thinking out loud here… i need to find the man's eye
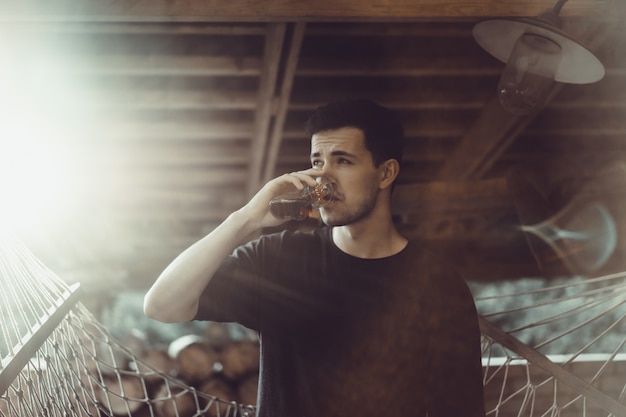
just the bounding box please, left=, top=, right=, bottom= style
left=338, top=158, right=351, bottom=164
left=312, top=160, right=322, bottom=167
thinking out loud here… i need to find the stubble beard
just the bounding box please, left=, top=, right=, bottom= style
left=319, top=189, right=378, bottom=227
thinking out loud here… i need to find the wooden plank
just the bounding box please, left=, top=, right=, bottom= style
left=524, top=128, right=626, bottom=137
left=103, top=186, right=247, bottom=206
left=281, top=127, right=466, bottom=140
left=107, top=121, right=254, bottom=141
left=25, top=55, right=263, bottom=77
left=391, top=177, right=513, bottom=214
left=305, top=22, right=476, bottom=36
left=108, top=146, right=251, bottom=167
left=548, top=101, right=626, bottom=110
left=287, top=80, right=495, bottom=111
left=90, top=90, right=258, bottom=111
left=0, top=0, right=608, bottom=22
left=105, top=167, right=249, bottom=188
left=296, top=59, right=501, bottom=77
left=530, top=106, right=626, bottom=130
left=289, top=99, right=486, bottom=111
left=109, top=207, right=236, bottom=222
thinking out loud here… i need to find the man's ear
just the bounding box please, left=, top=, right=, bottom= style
left=379, top=159, right=400, bottom=190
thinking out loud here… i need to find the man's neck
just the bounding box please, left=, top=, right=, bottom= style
left=332, top=222, right=408, bottom=259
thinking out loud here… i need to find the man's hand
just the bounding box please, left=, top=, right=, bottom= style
left=239, top=169, right=322, bottom=229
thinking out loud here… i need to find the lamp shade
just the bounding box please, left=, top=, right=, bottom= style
left=473, top=18, right=605, bottom=84
left=497, top=33, right=564, bottom=114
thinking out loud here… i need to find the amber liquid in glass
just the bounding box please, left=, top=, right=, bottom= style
left=269, top=198, right=311, bottom=221
left=269, top=180, right=335, bottom=221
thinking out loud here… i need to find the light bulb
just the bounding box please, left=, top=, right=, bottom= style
left=498, top=33, right=563, bottom=115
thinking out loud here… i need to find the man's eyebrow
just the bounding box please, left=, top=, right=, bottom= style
left=310, top=150, right=358, bottom=159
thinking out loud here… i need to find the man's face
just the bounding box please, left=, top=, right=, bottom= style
left=310, top=127, right=382, bottom=226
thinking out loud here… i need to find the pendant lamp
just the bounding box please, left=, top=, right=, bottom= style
left=472, top=0, right=605, bottom=115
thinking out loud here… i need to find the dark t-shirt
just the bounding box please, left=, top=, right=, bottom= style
left=195, top=227, right=485, bottom=417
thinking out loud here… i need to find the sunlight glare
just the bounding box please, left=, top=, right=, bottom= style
left=0, top=41, right=92, bottom=238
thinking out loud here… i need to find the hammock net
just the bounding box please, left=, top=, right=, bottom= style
left=1, top=238, right=626, bottom=417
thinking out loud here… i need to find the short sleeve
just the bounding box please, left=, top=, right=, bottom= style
left=194, top=239, right=262, bottom=331
left=192, top=230, right=325, bottom=332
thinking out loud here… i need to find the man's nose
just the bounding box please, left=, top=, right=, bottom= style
left=317, top=174, right=337, bottom=191
left=317, top=164, right=333, bottom=180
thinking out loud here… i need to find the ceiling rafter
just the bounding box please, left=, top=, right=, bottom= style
left=1, top=0, right=608, bottom=22
left=262, top=22, right=307, bottom=183
left=247, top=23, right=287, bottom=196
left=1, top=22, right=268, bottom=35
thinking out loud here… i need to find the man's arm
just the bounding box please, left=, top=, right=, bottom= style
left=143, top=171, right=319, bottom=323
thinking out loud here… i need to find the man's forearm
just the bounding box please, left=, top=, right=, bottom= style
left=143, top=209, right=258, bottom=323
left=143, top=170, right=320, bottom=323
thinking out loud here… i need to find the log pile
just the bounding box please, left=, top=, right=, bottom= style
left=1, top=323, right=259, bottom=417
left=99, top=325, right=261, bottom=417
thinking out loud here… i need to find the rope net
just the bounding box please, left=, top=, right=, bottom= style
left=0, top=240, right=255, bottom=417
left=475, top=274, right=626, bottom=416
left=1, top=239, right=626, bottom=417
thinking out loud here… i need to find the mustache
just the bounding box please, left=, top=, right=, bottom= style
left=328, top=190, right=343, bottom=201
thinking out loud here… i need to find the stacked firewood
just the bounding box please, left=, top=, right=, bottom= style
left=83, top=323, right=260, bottom=417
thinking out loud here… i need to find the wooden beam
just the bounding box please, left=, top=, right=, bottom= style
left=247, top=23, right=286, bottom=196
left=263, top=22, right=307, bottom=183
left=0, top=1, right=609, bottom=23
left=437, top=95, right=549, bottom=181
left=1, top=22, right=268, bottom=35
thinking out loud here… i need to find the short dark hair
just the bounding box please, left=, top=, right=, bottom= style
left=304, top=99, right=404, bottom=169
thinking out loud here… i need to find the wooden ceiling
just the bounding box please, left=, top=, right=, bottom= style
left=3, top=0, right=626, bottom=293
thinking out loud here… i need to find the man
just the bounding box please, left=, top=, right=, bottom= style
left=144, top=99, right=486, bottom=417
